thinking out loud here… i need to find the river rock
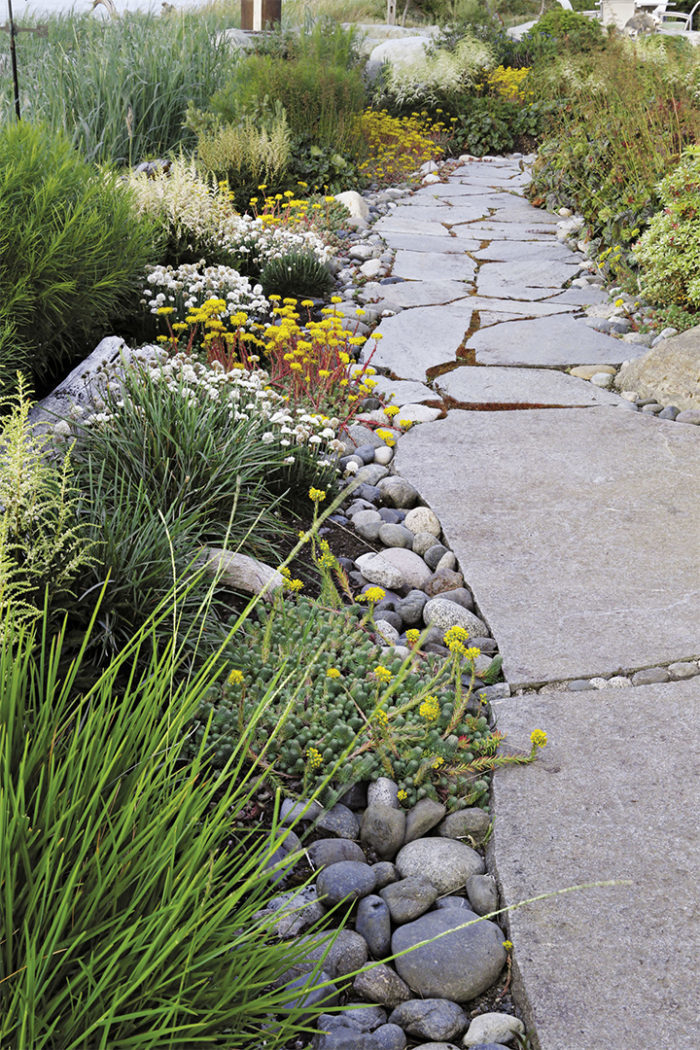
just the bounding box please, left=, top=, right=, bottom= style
left=392, top=908, right=506, bottom=1001
left=396, top=589, right=428, bottom=625
left=395, top=838, right=484, bottom=894
left=318, top=1005, right=387, bottom=1032
left=404, top=798, right=447, bottom=842
left=389, top=999, right=467, bottom=1041
left=424, top=543, right=449, bottom=571
left=356, top=895, right=392, bottom=958
left=372, top=861, right=399, bottom=889
left=426, top=569, right=465, bottom=597
left=380, top=876, right=439, bottom=924
left=378, top=547, right=433, bottom=590
left=378, top=475, right=420, bottom=508
left=378, top=523, right=414, bottom=549
left=264, top=885, right=325, bottom=937
left=316, top=803, right=360, bottom=840
left=361, top=804, right=407, bottom=860
left=466, top=874, right=499, bottom=916
left=423, top=598, right=488, bottom=637
left=404, top=506, right=441, bottom=536
left=615, top=326, right=700, bottom=410
left=316, top=861, right=377, bottom=906
left=353, top=963, right=412, bottom=1007
left=373, top=1022, right=408, bottom=1049
left=367, top=777, right=400, bottom=808
left=439, top=808, right=491, bottom=843
left=462, top=1012, right=525, bottom=1046
left=308, top=838, right=367, bottom=869
left=335, top=190, right=370, bottom=220
left=201, top=548, right=283, bottom=598
left=279, top=970, right=339, bottom=1020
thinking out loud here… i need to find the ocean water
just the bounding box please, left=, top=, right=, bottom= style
left=7, top=0, right=209, bottom=18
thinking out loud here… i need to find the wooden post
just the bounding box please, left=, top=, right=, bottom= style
left=240, top=0, right=281, bottom=31
left=387, top=0, right=397, bottom=26
left=1, top=1, right=48, bottom=120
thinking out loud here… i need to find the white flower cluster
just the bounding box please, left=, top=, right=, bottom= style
left=143, top=262, right=270, bottom=320
left=226, top=216, right=333, bottom=269
left=82, top=347, right=345, bottom=466
left=387, top=35, right=495, bottom=107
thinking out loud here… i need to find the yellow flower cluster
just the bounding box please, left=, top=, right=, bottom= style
left=306, top=746, right=323, bottom=769
left=308, top=487, right=326, bottom=503
left=405, top=628, right=421, bottom=645
left=530, top=729, right=548, bottom=749
left=227, top=668, right=244, bottom=686
left=248, top=184, right=338, bottom=232
left=419, top=695, right=440, bottom=721
left=373, top=665, right=393, bottom=684
left=358, top=586, right=386, bottom=604
left=326, top=667, right=342, bottom=679
left=487, top=65, right=532, bottom=103
left=357, top=109, right=447, bottom=185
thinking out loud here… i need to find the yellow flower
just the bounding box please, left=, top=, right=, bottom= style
left=444, top=625, right=469, bottom=646
left=405, top=629, right=420, bottom=645
left=463, top=647, right=481, bottom=662
left=399, top=419, right=413, bottom=430
left=384, top=405, right=400, bottom=418
left=285, top=578, right=304, bottom=593
left=530, top=729, right=548, bottom=749
left=503, top=940, right=514, bottom=952
left=373, top=665, right=393, bottom=684
left=308, top=487, right=327, bottom=503
left=419, top=695, right=440, bottom=721
left=431, top=756, right=445, bottom=769
left=227, top=669, right=244, bottom=686
left=397, top=789, right=408, bottom=802
left=360, top=586, right=385, bottom=603
left=156, top=306, right=175, bottom=315
left=326, top=667, right=341, bottom=679
left=306, top=747, right=323, bottom=770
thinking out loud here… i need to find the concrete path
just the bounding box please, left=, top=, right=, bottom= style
left=362, top=157, right=700, bottom=1050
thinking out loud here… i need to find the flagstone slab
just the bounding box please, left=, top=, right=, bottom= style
left=377, top=232, right=483, bottom=254
left=489, top=679, right=700, bottom=1050
left=392, top=250, right=477, bottom=282
left=471, top=239, right=576, bottom=263
left=435, top=366, right=621, bottom=406
left=486, top=203, right=559, bottom=225
left=464, top=296, right=577, bottom=317
left=372, top=376, right=437, bottom=405
left=454, top=222, right=556, bottom=240
left=395, top=407, right=700, bottom=684
left=469, top=315, right=644, bottom=366
left=367, top=304, right=473, bottom=379
left=374, top=216, right=451, bottom=237
left=368, top=280, right=472, bottom=311
left=477, top=259, right=581, bottom=289
left=413, top=182, right=511, bottom=199
left=545, top=287, right=610, bottom=307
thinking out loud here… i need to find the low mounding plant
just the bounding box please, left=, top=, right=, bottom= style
left=634, top=147, right=700, bottom=308
left=524, top=7, right=606, bottom=56
left=0, top=379, right=93, bottom=639
left=260, top=251, right=334, bottom=301
left=0, top=591, right=344, bottom=1048
left=0, top=120, right=156, bottom=400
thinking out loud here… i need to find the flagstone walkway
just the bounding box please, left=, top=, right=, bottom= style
left=363, top=157, right=700, bottom=1050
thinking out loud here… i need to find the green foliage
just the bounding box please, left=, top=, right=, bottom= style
left=0, top=595, right=343, bottom=1048
left=191, top=595, right=507, bottom=811
left=287, top=136, right=365, bottom=195
left=452, top=96, right=549, bottom=156
left=0, top=121, right=156, bottom=400
left=0, top=11, right=239, bottom=165
left=260, top=251, right=335, bottom=301
left=634, top=148, right=700, bottom=308
left=0, top=380, right=93, bottom=640
left=376, top=34, right=495, bottom=115
left=526, top=8, right=606, bottom=55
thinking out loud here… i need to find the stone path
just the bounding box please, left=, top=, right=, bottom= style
left=361, top=156, right=700, bottom=1050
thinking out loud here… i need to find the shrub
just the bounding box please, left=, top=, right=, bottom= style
left=634, top=148, right=700, bottom=308
left=0, top=121, right=156, bottom=400
left=195, top=107, right=292, bottom=210
left=525, top=8, right=606, bottom=56
left=260, top=251, right=334, bottom=301
left=377, top=34, right=495, bottom=113
left=0, top=592, right=344, bottom=1047
left=0, top=379, right=92, bottom=640
left=357, top=110, right=446, bottom=184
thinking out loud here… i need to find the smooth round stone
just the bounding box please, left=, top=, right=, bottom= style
left=318, top=1006, right=386, bottom=1035
left=372, top=861, right=399, bottom=889
left=354, top=444, right=379, bottom=464
left=354, top=514, right=383, bottom=542
left=279, top=970, right=339, bottom=1019
left=423, top=599, right=488, bottom=637
left=434, top=895, right=471, bottom=911
left=353, top=963, right=411, bottom=1007
left=355, top=463, right=390, bottom=486
left=404, top=506, right=441, bottom=536
left=373, top=1023, right=408, bottom=1050
left=380, top=876, right=438, bottom=924
left=374, top=444, right=394, bottom=465
left=675, top=409, right=700, bottom=425
left=463, top=1012, right=525, bottom=1047
left=356, top=894, right=392, bottom=958
left=378, top=475, right=420, bottom=508
left=316, top=861, right=377, bottom=906
left=424, top=543, right=449, bottom=571
left=356, top=483, right=383, bottom=503
left=403, top=797, right=447, bottom=843
left=412, top=529, right=441, bottom=556
left=281, top=798, right=324, bottom=825
left=658, top=405, right=680, bottom=420
left=436, top=551, right=457, bottom=571
left=312, top=1029, right=376, bottom=1050
left=379, top=523, right=414, bottom=549
left=466, top=874, right=499, bottom=916
left=379, top=507, right=405, bottom=524
left=590, top=372, right=614, bottom=388
left=375, top=619, right=400, bottom=645
left=347, top=498, right=378, bottom=515
left=395, top=838, right=484, bottom=894
left=426, top=569, right=465, bottom=598
left=631, top=666, right=670, bottom=686
left=307, top=838, right=367, bottom=869
left=374, top=609, right=403, bottom=633
left=352, top=509, right=382, bottom=527
left=392, top=908, right=506, bottom=1002
left=361, top=804, right=407, bottom=860
left=379, top=547, right=433, bottom=590
left=414, top=1044, right=461, bottom=1050
left=316, top=803, right=360, bottom=840
left=396, top=589, right=428, bottom=626
left=340, top=454, right=364, bottom=471
left=367, top=777, right=399, bottom=809
left=355, top=553, right=406, bottom=591
left=435, top=586, right=474, bottom=611
left=668, top=660, right=699, bottom=678
left=338, top=782, right=368, bottom=811
left=389, top=998, right=467, bottom=1041
left=395, top=403, right=441, bottom=423
left=326, top=929, right=370, bottom=977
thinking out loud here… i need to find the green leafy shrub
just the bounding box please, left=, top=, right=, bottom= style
left=190, top=594, right=527, bottom=811
left=0, top=593, right=344, bottom=1048
left=634, top=148, right=700, bottom=308
left=260, top=251, right=335, bottom=301
left=0, top=121, right=156, bottom=400
left=287, top=137, right=363, bottom=195
left=525, top=8, right=606, bottom=56
left=452, top=95, right=549, bottom=156
left=0, top=379, right=92, bottom=640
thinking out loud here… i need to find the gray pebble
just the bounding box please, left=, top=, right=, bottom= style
left=658, top=405, right=680, bottom=420
left=412, top=530, right=442, bottom=557
left=371, top=861, right=399, bottom=889
left=668, top=661, right=698, bottom=679
left=356, top=894, right=392, bottom=958
left=631, top=666, right=670, bottom=686
left=361, top=804, right=407, bottom=860
left=439, top=808, right=491, bottom=843
left=380, top=875, right=438, bottom=924
left=378, top=476, right=420, bottom=509
left=424, top=543, right=449, bottom=570
left=367, top=778, right=399, bottom=809
left=567, top=678, right=595, bottom=691
left=316, top=803, right=360, bottom=840
left=434, top=895, right=472, bottom=910
left=378, top=523, right=414, bottom=549
left=379, top=507, right=405, bottom=524
left=466, top=873, right=499, bottom=916
left=316, top=861, right=377, bottom=907
left=374, top=609, right=403, bottom=633
left=353, top=964, right=411, bottom=1008
left=373, top=1022, right=408, bottom=1050
left=675, top=409, right=700, bottom=425
left=389, top=998, right=467, bottom=1041
left=396, top=590, right=428, bottom=626
left=403, top=798, right=447, bottom=843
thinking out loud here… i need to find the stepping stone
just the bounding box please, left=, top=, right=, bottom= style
left=414, top=181, right=507, bottom=199
left=372, top=376, right=436, bottom=405
left=395, top=407, right=700, bottom=684
left=374, top=216, right=450, bottom=237
left=378, top=232, right=483, bottom=254
left=368, top=304, right=473, bottom=380
left=471, top=239, right=576, bottom=263
left=453, top=221, right=555, bottom=240
left=392, top=250, right=477, bottom=282
left=436, top=366, right=621, bottom=407
left=546, top=286, right=610, bottom=307
left=490, top=678, right=700, bottom=1050
left=486, top=202, right=559, bottom=225
left=476, top=259, right=581, bottom=291
left=371, top=281, right=471, bottom=310
left=465, top=296, right=577, bottom=318
left=469, top=315, right=645, bottom=366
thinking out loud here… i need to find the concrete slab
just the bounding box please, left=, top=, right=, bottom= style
left=395, top=407, right=700, bottom=683
left=368, top=304, right=473, bottom=379
left=489, top=679, right=700, bottom=1050
left=469, top=315, right=644, bottom=366
left=369, top=280, right=472, bottom=311
left=392, top=250, right=477, bottom=282
left=435, top=366, right=621, bottom=407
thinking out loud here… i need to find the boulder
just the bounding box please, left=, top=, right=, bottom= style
left=200, top=548, right=283, bottom=599
left=615, top=327, right=700, bottom=410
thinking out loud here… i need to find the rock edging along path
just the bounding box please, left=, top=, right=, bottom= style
left=357, top=155, right=699, bottom=1050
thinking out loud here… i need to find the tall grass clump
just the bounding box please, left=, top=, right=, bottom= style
left=0, top=121, right=156, bottom=400
left=0, top=593, right=343, bottom=1049
left=0, top=11, right=239, bottom=165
